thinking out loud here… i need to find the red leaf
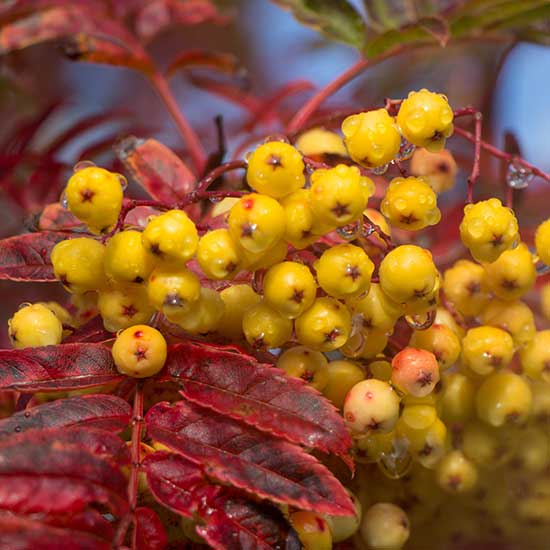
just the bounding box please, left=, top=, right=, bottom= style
left=42, top=509, right=115, bottom=541
left=116, top=137, right=197, bottom=206
left=135, top=0, right=230, bottom=41
left=166, top=342, right=352, bottom=461
left=145, top=401, right=354, bottom=516
left=34, top=202, right=86, bottom=232
left=63, top=317, right=113, bottom=344
left=0, top=343, right=124, bottom=392
left=0, top=394, right=131, bottom=439
left=166, top=49, right=241, bottom=78
left=0, top=512, right=111, bottom=550
left=135, top=507, right=168, bottom=550
left=0, top=231, right=75, bottom=281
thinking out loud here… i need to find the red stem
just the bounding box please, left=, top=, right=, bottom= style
left=148, top=70, right=207, bottom=175
left=195, top=160, right=247, bottom=194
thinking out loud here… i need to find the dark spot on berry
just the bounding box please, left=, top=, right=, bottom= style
left=225, top=261, right=238, bottom=274
left=367, top=419, right=380, bottom=430
left=80, top=188, right=95, bottom=202
left=400, top=213, right=419, bottom=225
left=252, top=336, right=264, bottom=348
left=506, top=411, right=520, bottom=423
left=164, top=293, right=182, bottom=307
left=447, top=475, right=462, bottom=490
left=242, top=198, right=254, bottom=210
left=302, top=370, right=314, bottom=383
left=400, top=517, right=410, bottom=529
left=134, top=330, right=143, bottom=338
left=417, top=370, right=433, bottom=387
left=491, top=234, right=503, bottom=247
left=301, top=229, right=312, bottom=239
left=149, top=243, right=162, bottom=256
left=488, top=354, right=502, bottom=367
left=543, top=360, right=550, bottom=373
left=345, top=411, right=356, bottom=422
left=134, top=347, right=147, bottom=360
left=134, top=276, right=144, bottom=284
left=291, top=288, right=304, bottom=303
left=501, top=278, right=518, bottom=290
left=59, top=274, right=71, bottom=288
left=315, top=517, right=325, bottom=532
left=346, top=264, right=361, bottom=281
left=365, top=391, right=373, bottom=400
left=436, top=161, right=450, bottom=173
left=413, top=287, right=428, bottom=298
left=418, top=444, right=433, bottom=456
left=241, top=222, right=255, bottom=238
left=122, top=304, right=138, bottom=318
left=430, top=130, right=444, bottom=142
left=10, top=331, right=17, bottom=342
left=362, top=317, right=373, bottom=329
left=267, top=154, right=283, bottom=169
left=466, top=281, right=480, bottom=295
left=331, top=201, right=350, bottom=218
left=324, top=328, right=341, bottom=342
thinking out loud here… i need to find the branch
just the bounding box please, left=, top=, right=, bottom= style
left=454, top=108, right=483, bottom=203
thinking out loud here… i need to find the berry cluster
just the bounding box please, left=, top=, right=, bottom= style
left=8, top=88, right=550, bottom=550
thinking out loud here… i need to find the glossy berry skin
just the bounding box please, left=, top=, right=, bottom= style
left=379, top=245, right=438, bottom=304
left=104, top=230, right=154, bottom=285
left=481, top=298, right=536, bottom=348
left=440, top=372, right=475, bottom=423
left=196, top=228, right=242, bottom=280
left=228, top=193, right=286, bottom=254
left=65, top=166, right=123, bottom=233
left=51, top=237, right=107, bottom=293
left=263, top=261, right=316, bottom=319
left=323, top=489, right=362, bottom=543
left=147, top=266, right=201, bottom=313
left=217, top=284, right=261, bottom=340
left=142, top=209, right=198, bottom=265
left=343, top=379, right=400, bottom=435
left=409, top=148, right=457, bottom=193
left=410, top=324, right=461, bottom=371
left=520, top=330, right=550, bottom=382
left=289, top=511, right=332, bottom=550
left=361, top=502, right=410, bottom=550
left=295, top=297, right=351, bottom=352
left=111, top=325, right=167, bottom=378
left=295, top=127, right=347, bottom=157
left=461, top=326, right=514, bottom=376
left=310, top=164, right=374, bottom=227
left=8, top=303, right=63, bottom=349
left=315, top=244, right=374, bottom=299
left=347, top=283, right=402, bottom=333
left=246, top=141, right=305, bottom=198
left=242, top=302, right=292, bottom=348
left=443, top=259, right=489, bottom=317
left=459, top=198, right=518, bottom=263
left=280, top=189, right=318, bottom=248
left=535, top=219, right=550, bottom=265
left=476, top=371, right=532, bottom=427
left=98, top=285, right=154, bottom=332
left=368, top=359, right=392, bottom=382
left=391, top=347, right=440, bottom=397
left=397, top=89, right=454, bottom=152
left=322, top=359, right=365, bottom=409
left=276, top=345, right=329, bottom=390
left=436, top=450, right=478, bottom=493
left=341, top=109, right=401, bottom=168
left=398, top=416, right=447, bottom=468
left=484, top=242, right=535, bottom=300
left=400, top=404, right=437, bottom=431
left=381, top=176, right=441, bottom=231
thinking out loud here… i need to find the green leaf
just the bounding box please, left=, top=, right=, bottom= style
left=363, top=0, right=452, bottom=30
left=271, top=0, right=367, bottom=49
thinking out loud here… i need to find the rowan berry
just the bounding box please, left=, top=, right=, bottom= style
left=196, top=228, right=242, bottom=280
left=347, top=283, right=402, bottom=333
left=142, top=209, right=198, bottom=265
left=398, top=416, right=447, bottom=468
left=323, top=489, right=362, bottom=543
left=217, top=284, right=261, bottom=340
left=64, top=166, right=123, bottom=233
left=277, top=345, right=328, bottom=390
left=147, top=265, right=201, bottom=313
left=310, top=164, right=374, bottom=227
left=228, top=193, right=285, bottom=253
left=397, top=89, right=454, bottom=152
left=104, top=230, right=154, bottom=285
left=409, top=148, right=457, bottom=193
left=439, top=372, right=475, bottom=423
left=535, top=219, right=550, bottom=265
left=8, top=303, right=63, bottom=349
left=98, top=285, right=154, bottom=332
left=476, top=371, right=532, bottom=427
left=520, top=330, right=550, bottom=382
left=481, top=298, right=536, bottom=348
left=242, top=302, right=292, bottom=348
left=289, top=511, right=332, bottom=550
left=402, top=273, right=440, bottom=316
left=343, top=379, right=400, bottom=435
left=530, top=379, right=550, bottom=423
left=111, top=325, right=167, bottom=378
left=279, top=189, right=318, bottom=248
left=379, top=245, right=438, bottom=304
left=442, top=259, right=489, bottom=317
left=434, top=306, right=465, bottom=339
left=436, top=450, right=477, bottom=493
left=263, top=261, right=316, bottom=319
left=410, top=324, right=460, bottom=371
left=368, top=359, right=392, bottom=382
left=381, top=176, right=441, bottom=231
left=295, top=127, right=347, bottom=158
left=391, top=347, right=440, bottom=397
left=341, top=109, right=401, bottom=168
left=512, top=426, right=550, bottom=473
left=239, top=239, right=288, bottom=272
left=294, top=297, right=351, bottom=352
left=354, top=429, right=395, bottom=464
left=322, top=359, right=365, bottom=409
left=461, top=326, right=514, bottom=376
left=459, top=198, right=518, bottom=263
left=315, top=243, right=374, bottom=299
left=360, top=502, right=410, bottom=550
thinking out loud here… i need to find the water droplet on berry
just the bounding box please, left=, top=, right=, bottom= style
left=343, top=331, right=365, bottom=358
left=164, top=295, right=182, bottom=307
left=243, top=151, right=253, bottom=164
left=337, top=220, right=361, bottom=240
left=371, top=164, right=389, bottom=176
left=263, top=134, right=289, bottom=144
left=378, top=438, right=412, bottom=479
left=115, top=173, right=128, bottom=191
left=17, top=302, right=32, bottom=311
left=73, top=160, right=96, bottom=172
left=395, top=137, right=416, bottom=162
left=405, top=310, right=436, bottom=330
left=60, top=191, right=68, bottom=209
left=536, top=261, right=550, bottom=276
left=209, top=196, right=223, bottom=204
left=506, top=163, right=533, bottom=190
left=252, top=269, right=265, bottom=294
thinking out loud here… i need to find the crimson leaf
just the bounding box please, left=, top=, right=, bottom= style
left=135, top=507, right=168, bottom=550
left=0, top=394, right=131, bottom=439
left=166, top=342, right=352, bottom=461
left=0, top=343, right=124, bottom=392
left=63, top=317, right=113, bottom=344
left=145, top=401, right=354, bottom=516
left=42, top=509, right=115, bottom=542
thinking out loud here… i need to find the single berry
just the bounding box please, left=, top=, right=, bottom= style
left=8, top=303, right=63, bottom=349
left=391, top=347, right=440, bottom=397
left=242, top=302, right=292, bottom=348
left=276, top=345, right=329, bottom=390
left=104, top=230, right=154, bottom=285
left=360, top=502, right=410, bottom=550
left=197, top=228, right=242, bottom=280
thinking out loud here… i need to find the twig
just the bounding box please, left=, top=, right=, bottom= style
left=195, top=160, right=246, bottom=194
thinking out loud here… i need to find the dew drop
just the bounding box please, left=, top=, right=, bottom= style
left=209, top=196, right=223, bottom=204
left=115, top=173, right=128, bottom=191
left=252, top=269, right=264, bottom=294
left=14, top=426, right=21, bottom=432
left=24, top=411, right=31, bottom=418
left=263, top=134, right=289, bottom=144
left=405, top=309, right=435, bottom=330
left=73, top=160, right=96, bottom=172
left=337, top=220, right=361, bottom=240
left=506, top=163, right=533, bottom=190
left=60, top=191, right=69, bottom=209
left=17, top=302, right=32, bottom=311
left=378, top=438, right=412, bottom=479
left=395, top=137, right=416, bottom=162
left=243, top=151, right=253, bottom=164
left=371, top=164, right=389, bottom=176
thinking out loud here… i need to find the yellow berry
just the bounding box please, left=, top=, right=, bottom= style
left=263, top=261, right=316, bottom=319
left=535, top=218, right=550, bottom=265
left=341, top=109, right=401, bottom=168
left=239, top=238, right=288, bottom=272
left=111, top=325, right=167, bottom=378
left=530, top=379, right=550, bottom=423
left=322, top=359, right=365, bottom=409
left=409, top=148, right=457, bottom=193
left=397, top=89, right=454, bottom=152
left=439, top=372, right=475, bottom=423
left=295, top=127, right=347, bottom=158
left=8, top=303, right=63, bottom=349
left=398, top=416, right=447, bottom=468
left=512, top=426, right=550, bottom=473
left=391, top=347, right=440, bottom=398
left=228, top=193, right=285, bottom=254
left=381, top=176, right=441, bottom=231
left=98, top=285, right=154, bottom=332
left=51, top=238, right=107, bottom=293
left=323, top=489, right=362, bottom=543
left=64, top=166, right=123, bottom=233
left=400, top=405, right=437, bottom=431
left=310, top=164, right=374, bottom=227
left=147, top=266, right=201, bottom=313
left=354, top=429, right=395, bottom=463
left=360, top=503, right=410, bottom=550
left=246, top=141, right=305, bottom=198
left=459, top=198, right=518, bottom=263
left=276, top=345, right=329, bottom=390
left=434, top=307, right=465, bottom=339
left=196, top=228, right=242, bottom=280
left=242, top=302, right=292, bottom=348
left=289, top=511, right=332, bottom=550
left=295, top=297, right=351, bottom=352
left=142, top=209, right=198, bottom=265
left=481, top=299, right=536, bottom=348
left=461, top=326, right=514, bottom=376
left=315, top=243, right=374, bottom=299
left=38, top=302, right=72, bottom=326
left=520, top=330, right=550, bottom=382
left=436, top=450, right=477, bottom=493
left=280, top=189, right=318, bottom=249
left=368, top=359, right=392, bottom=382
left=217, top=284, right=261, bottom=340
left=104, top=230, right=154, bottom=285
left=442, top=259, right=489, bottom=317
left=346, top=283, right=401, bottom=333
